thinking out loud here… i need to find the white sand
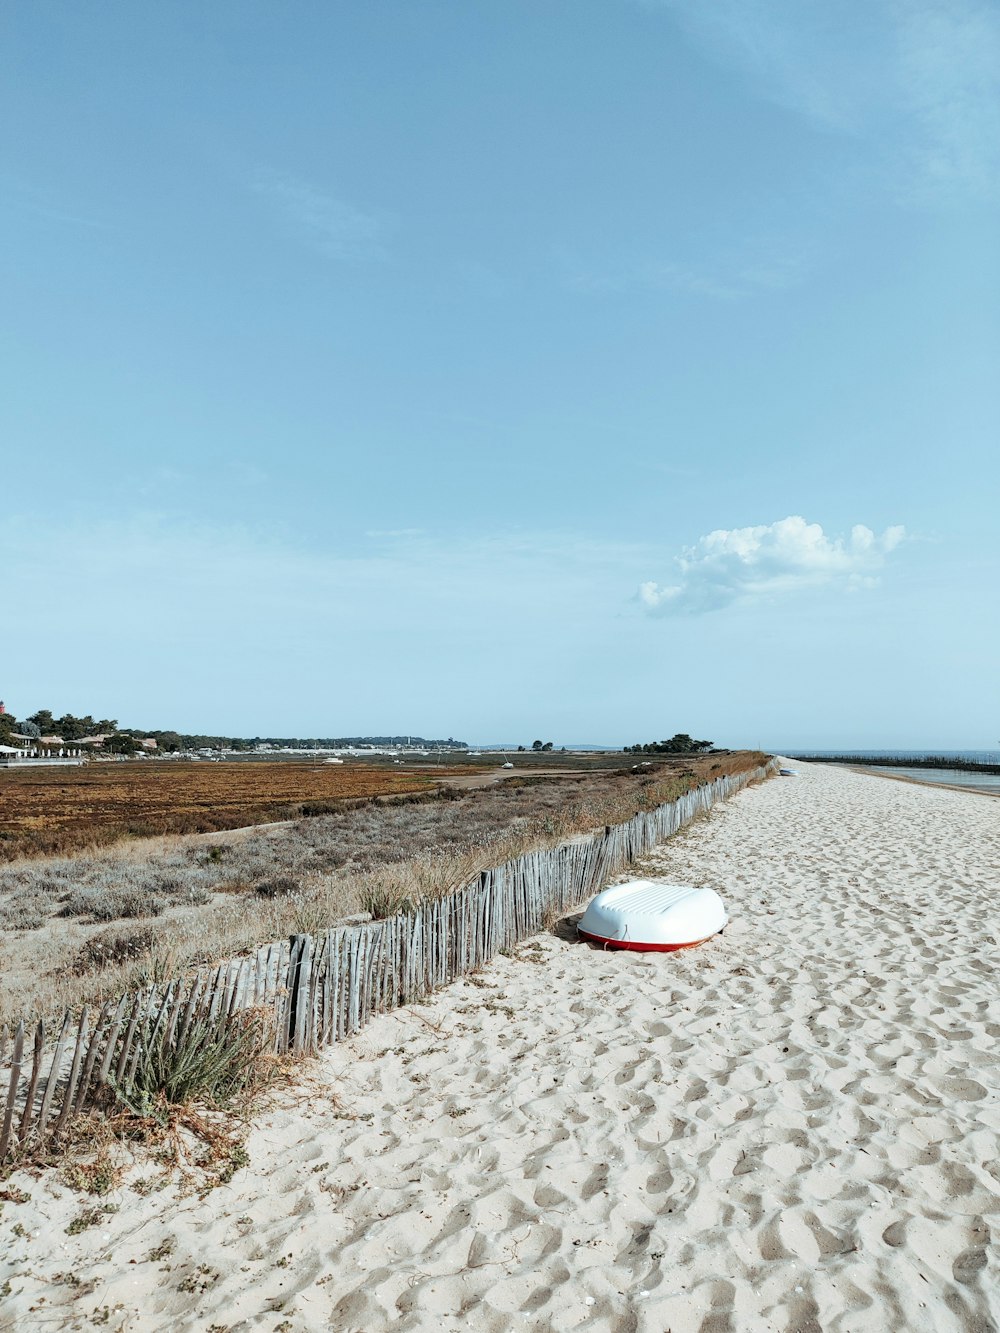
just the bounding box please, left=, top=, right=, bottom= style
left=2, top=762, right=998, bottom=1331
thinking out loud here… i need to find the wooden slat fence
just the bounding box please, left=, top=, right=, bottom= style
left=0, top=759, right=777, bottom=1163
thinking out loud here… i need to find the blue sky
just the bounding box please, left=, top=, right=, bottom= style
left=2, top=1, right=998, bottom=747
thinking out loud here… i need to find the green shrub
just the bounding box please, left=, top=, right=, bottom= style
left=108, top=1007, right=269, bottom=1122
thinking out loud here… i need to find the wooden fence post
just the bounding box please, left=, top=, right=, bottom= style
left=0, top=1021, right=25, bottom=1161
left=17, top=1022, right=45, bottom=1143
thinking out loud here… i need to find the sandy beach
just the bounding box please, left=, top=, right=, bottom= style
left=1, top=761, right=997, bottom=1332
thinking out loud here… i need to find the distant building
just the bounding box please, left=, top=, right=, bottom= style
left=1, top=734, right=84, bottom=764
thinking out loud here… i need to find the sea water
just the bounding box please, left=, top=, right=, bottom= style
left=784, top=751, right=1000, bottom=795
left=868, top=766, right=1000, bottom=794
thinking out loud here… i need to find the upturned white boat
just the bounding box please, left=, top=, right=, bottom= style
left=578, top=880, right=727, bottom=952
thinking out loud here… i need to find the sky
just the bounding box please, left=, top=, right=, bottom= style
left=2, top=1, right=998, bottom=748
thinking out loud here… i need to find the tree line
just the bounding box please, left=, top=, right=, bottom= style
left=623, top=733, right=715, bottom=755
left=0, top=709, right=468, bottom=754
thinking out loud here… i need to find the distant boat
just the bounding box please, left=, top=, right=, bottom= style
left=578, top=880, right=727, bottom=952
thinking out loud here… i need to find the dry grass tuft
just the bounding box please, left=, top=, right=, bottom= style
left=70, top=926, right=159, bottom=976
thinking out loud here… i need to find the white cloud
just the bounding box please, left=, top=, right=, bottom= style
left=640, top=516, right=906, bottom=615
left=651, top=0, right=1000, bottom=197
left=895, top=3, right=1000, bottom=196
left=253, top=171, right=387, bottom=260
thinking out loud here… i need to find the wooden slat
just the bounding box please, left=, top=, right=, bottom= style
left=52, top=1008, right=89, bottom=1138
left=173, top=975, right=203, bottom=1051
left=368, top=922, right=383, bottom=1016
left=17, top=1021, right=45, bottom=1143
left=37, top=1012, right=73, bottom=1138
left=280, top=936, right=300, bottom=1054
left=265, top=941, right=281, bottom=1002
left=124, top=1000, right=149, bottom=1091
left=232, top=956, right=254, bottom=1018
left=329, top=927, right=344, bottom=1039
left=206, top=963, right=227, bottom=1022
left=222, top=958, right=249, bottom=1031
left=358, top=927, right=371, bottom=1030
left=220, top=960, right=242, bottom=1028
left=291, top=934, right=314, bottom=1053
left=163, top=976, right=189, bottom=1046
left=113, top=992, right=145, bottom=1086
left=73, top=1001, right=116, bottom=1113
left=348, top=929, right=361, bottom=1034
left=94, top=996, right=128, bottom=1092
left=333, top=927, right=345, bottom=1042
left=0, top=1021, right=25, bottom=1161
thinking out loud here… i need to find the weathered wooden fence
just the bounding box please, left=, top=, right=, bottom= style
left=0, top=759, right=777, bottom=1163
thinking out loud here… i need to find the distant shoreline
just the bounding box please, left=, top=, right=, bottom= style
left=791, top=754, right=1000, bottom=775
left=846, top=764, right=1000, bottom=799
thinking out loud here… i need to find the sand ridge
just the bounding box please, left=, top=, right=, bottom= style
left=0, top=762, right=998, bottom=1331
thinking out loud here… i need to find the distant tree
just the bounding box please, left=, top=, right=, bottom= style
left=542, top=741, right=553, bottom=751
left=517, top=745, right=526, bottom=752
left=151, top=731, right=183, bottom=752
left=531, top=739, right=543, bottom=751
left=104, top=733, right=139, bottom=755
left=18, top=720, right=41, bottom=739
left=56, top=714, right=95, bottom=741
left=28, top=709, right=55, bottom=734
left=625, top=733, right=715, bottom=755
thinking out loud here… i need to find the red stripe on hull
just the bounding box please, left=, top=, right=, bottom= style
left=577, top=928, right=716, bottom=953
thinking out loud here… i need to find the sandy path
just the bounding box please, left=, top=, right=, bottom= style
left=1, top=763, right=998, bottom=1331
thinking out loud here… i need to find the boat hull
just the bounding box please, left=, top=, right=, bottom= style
left=577, top=928, right=718, bottom=952
left=578, top=880, right=727, bottom=952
